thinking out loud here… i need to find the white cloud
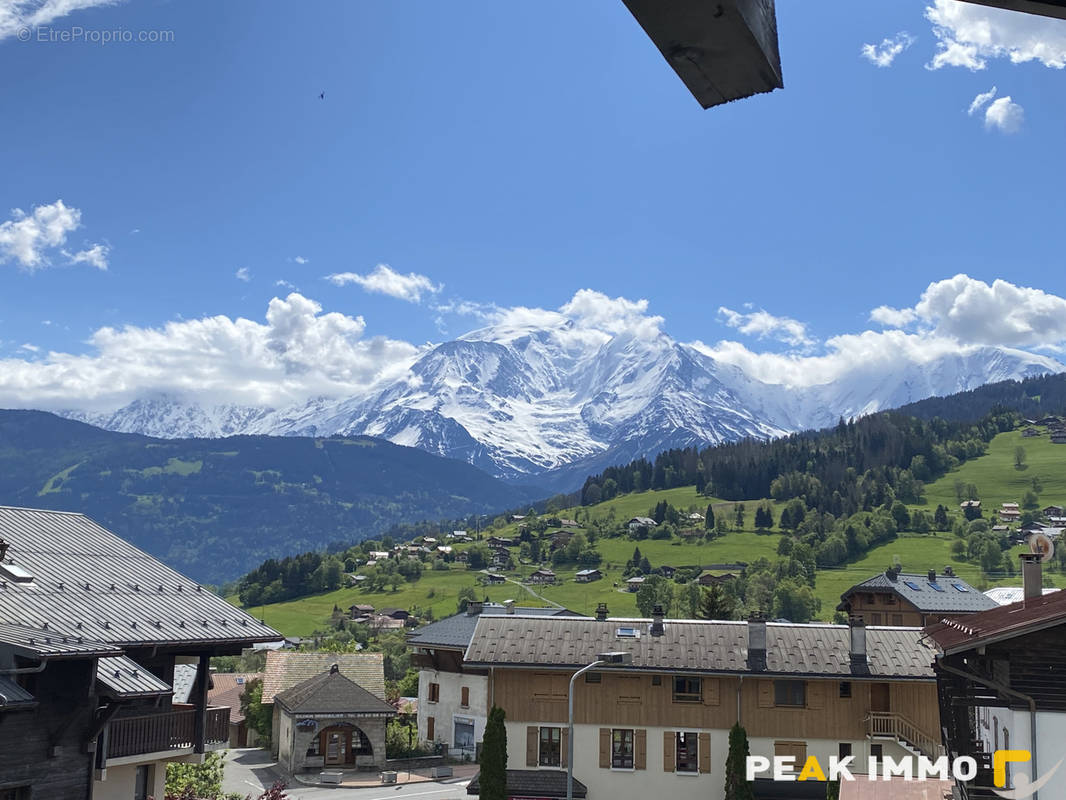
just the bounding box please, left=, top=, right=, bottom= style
left=235, top=266, right=251, bottom=282
left=967, top=86, right=997, bottom=115
left=326, top=264, right=442, bottom=303
left=861, top=32, right=916, bottom=67
left=717, top=306, right=814, bottom=348
left=559, top=290, right=664, bottom=340
left=926, top=0, right=1066, bottom=70
left=0, top=292, right=426, bottom=410
left=869, top=305, right=918, bottom=328
left=0, top=199, right=79, bottom=270
left=984, top=95, right=1024, bottom=133
left=0, top=0, right=122, bottom=41
left=275, top=279, right=297, bottom=290
left=19, top=343, right=39, bottom=353
left=65, top=242, right=109, bottom=270
left=292, top=256, right=308, bottom=265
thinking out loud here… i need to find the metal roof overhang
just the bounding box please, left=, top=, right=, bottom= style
left=959, top=0, right=1066, bottom=20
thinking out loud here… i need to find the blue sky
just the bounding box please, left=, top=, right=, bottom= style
left=2, top=0, right=1066, bottom=409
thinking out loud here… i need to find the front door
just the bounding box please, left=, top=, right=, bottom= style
left=871, top=682, right=890, bottom=712
left=324, top=730, right=348, bottom=765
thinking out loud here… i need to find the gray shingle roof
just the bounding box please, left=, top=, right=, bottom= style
left=274, top=668, right=396, bottom=716
left=262, top=651, right=386, bottom=703
left=96, top=655, right=172, bottom=698
left=839, top=571, right=997, bottom=613
left=406, top=605, right=584, bottom=650
left=0, top=676, right=36, bottom=710
left=0, top=506, right=280, bottom=648
left=464, top=616, right=936, bottom=680
left=467, top=770, right=586, bottom=798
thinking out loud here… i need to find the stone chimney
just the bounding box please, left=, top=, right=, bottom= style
left=928, top=569, right=937, bottom=583
left=1020, top=552, right=1043, bottom=603
left=747, top=612, right=767, bottom=672
left=466, top=600, right=484, bottom=616
left=886, top=565, right=900, bottom=581
left=849, top=616, right=869, bottom=675
left=504, top=599, right=515, bottom=614
left=650, top=604, right=665, bottom=637
left=595, top=602, right=609, bottom=622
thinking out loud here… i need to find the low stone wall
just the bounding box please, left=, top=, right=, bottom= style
left=384, top=754, right=446, bottom=770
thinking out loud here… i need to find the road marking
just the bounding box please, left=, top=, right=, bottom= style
left=357, top=784, right=470, bottom=800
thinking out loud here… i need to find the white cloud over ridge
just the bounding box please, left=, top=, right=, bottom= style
left=717, top=306, right=813, bottom=348
left=926, top=0, right=1066, bottom=70
left=861, top=32, right=916, bottom=67
left=327, top=263, right=442, bottom=303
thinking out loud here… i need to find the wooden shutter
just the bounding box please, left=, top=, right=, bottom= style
left=758, top=680, right=773, bottom=708
left=635, top=729, right=647, bottom=770
left=703, top=677, right=720, bottom=706
left=698, top=733, right=711, bottom=774
left=663, top=731, right=675, bottom=772
left=427, top=716, right=435, bottom=741
left=561, top=728, right=569, bottom=767
left=461, top=686, right=470, bottom=707
left=599, top=728, right=611, bottom=768
left=526, top=727, right=538, bottom=767
left=806, top=681, right=824, bottom=710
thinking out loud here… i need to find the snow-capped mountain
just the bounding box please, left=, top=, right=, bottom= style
left=61, top=318, right=1064, bottom=487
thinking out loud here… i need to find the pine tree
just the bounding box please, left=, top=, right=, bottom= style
left=704, top=504, right=715, bottom=530
left=698, top=584, right=735, bottom=620
left=724, top=722, right=754, bottom=800
left=479, top=706, right=508, bottom=800
left=934, top=504, right=949, bottom=531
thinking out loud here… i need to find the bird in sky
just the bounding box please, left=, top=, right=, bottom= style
left=319, top=91, right=325, bottom=100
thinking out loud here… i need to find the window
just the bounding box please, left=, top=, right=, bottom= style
left=135, top=764, right=152, bottom=800
left=454, top=717, right=475, bottom=750
left=839, top=681, right=852, bottom=698
left=870, top=744, right=883, bottom=762
left=612, top=729, right=635, bottom=769
left=891, top=614, right=903, bottom=626
left=903, top=580, right=922, bottom=591
left=675, top=732, right=699, bottom=773
left=428, top=682, right=440, bottom=702
left=838, top=743, right=852, bottom=761
left=539, top=726, right=562, bottom=766
left=585, top=671, right=601, bottom=683
left=884, top=594, right=896, bottom=605
left=869, top=612, right=882, bottom=625
left=673, top=676, right=702, bottom=703
left=929, top=581, right=945, bottom=592
left=952, top=583, right=969, bottom=592
left=307, top=735, right=321, bottom=756
left=427, top=716, right=435, bottom=742
left=774, top=680, right=806, bottom=707
left=460, top=686, right=470, bottom=707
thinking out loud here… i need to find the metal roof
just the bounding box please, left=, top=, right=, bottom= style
left=838, top=571, right=997, bottom=614
left=262, top=651, right=387, bottom=703
left=984, top=587, right=1060, bottom=606
left=274, top=668, right=396, bottom=716
left=464, top=616, right=936, bottom=680
left=96, top=655, right=172, bottom=698
left=0, top=676, right=36, bottom=710
left=172, top=663, right=197, bottom=703
left=406, top=605, right=583, bottom=650
left=925, top=588, right=1066, bottom=654
left=0, top=621, right=120, bottom=658
left=0, top=506, right=280, bottom=649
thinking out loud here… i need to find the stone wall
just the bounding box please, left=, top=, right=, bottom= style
left=283, top=715, right=387, bottom=773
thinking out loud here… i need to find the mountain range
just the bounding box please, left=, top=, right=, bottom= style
left=61, top=317, right=1064, bottom=491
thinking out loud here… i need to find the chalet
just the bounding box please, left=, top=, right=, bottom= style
left=463, top=613, right=941, bottom=800
left=549, top=531, right=572, bottom=549
left=406, top=603, right=581, bottom=755
left=369, top=550, right=390, bottom=560
left=0, top=507, right=280, bottom=800
left=1021, top=427, right=1041, bottom=437
left=527, top=569, right=556, bottom=585
left=960, top=499, right=981, bottom=512
left=455, top=552, right=470, bottom=564
left=998, top=507, right=1021, bottom=522
left=658, top=565, right=677, bottom=579
left=575, top=569, right=602, bottom=583
left=926, top=554, right=1066, bottom=798
left=379, top=608, right=410, bottom=621
left=262, top=651, right=392, bottom=773
left=1039, top=415, right=1061, bottom=425
left=483, top=573, right=507, bottom=585
left=346, top=573, right=367, bottom=586
left=488, top=536, right=516, bottom=548
left=626, top=576, right=646, bottom=592
left=490, top=548, right=513, bottom=570
left=837, top=567, right=996, bottom=627
left=1045, top=505, right=1066, bottom=518
left=1001, top=502, right=1020, bottom=511
left=697, top=571, right=739, bottom=586
left=436, top=545, right=454, bottom=555
left=558, top=519, right=580, bottom=528
left=423, top=537, right=437, bottom=545
left=349, top=603, right=375, bottom=617
left=627, top=517, right=658, bottom=532
left=509, top=515, right=527, bottom=523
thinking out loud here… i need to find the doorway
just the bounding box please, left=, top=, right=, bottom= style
left=871, top=683, right=890, bottom=713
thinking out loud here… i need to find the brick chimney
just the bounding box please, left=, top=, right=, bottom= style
left=595, top=602, right=609, bottom=622
left=849, top=616, right=869, bottom=675
left=747, top=612, right=767, bottom=671
left=1020, top=552, right=1043, bottom=604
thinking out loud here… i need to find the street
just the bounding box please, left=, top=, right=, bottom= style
left=222, top=750, right=472, bottom=800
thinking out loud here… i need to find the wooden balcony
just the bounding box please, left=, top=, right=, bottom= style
left=106, top=706, right=230, bottom=759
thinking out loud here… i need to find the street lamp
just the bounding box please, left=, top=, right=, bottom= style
left=568, top=651, right=632, bottom=800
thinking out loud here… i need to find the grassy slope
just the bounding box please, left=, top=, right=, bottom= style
left=241, top=428, right=1066, bottom=636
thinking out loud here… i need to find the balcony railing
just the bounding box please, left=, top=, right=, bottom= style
left=866, top=711, right=944, bottom=758
left=106, top=707, right=230, bottom=759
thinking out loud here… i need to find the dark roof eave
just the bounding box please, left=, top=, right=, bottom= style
left=460, top=662, right=935, bottom=681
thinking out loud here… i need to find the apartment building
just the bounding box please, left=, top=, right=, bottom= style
left=462, top=611, right=941, bottom=800
left=0, top=506, right=280, bottom=800
left=838, top=566, right=995, bottom=627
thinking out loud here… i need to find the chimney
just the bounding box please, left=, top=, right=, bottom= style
left=885, top=566, right=899, bottom=581
left=504, top=599, right=515, bottom=615
left=329, top=663, right=340, bottom=675
left=1020, top=552, right=1043, bottom=603
left=747, top=612, right=767, bottom=672
left=0, top=538, right=7, bottom=561
left=595, top=602, right=609, bottom=622
left=650, top=604, right=665, bottom=637
left=944, top=565, right=955, bottom=578
left=466, top=600, right=484, bottom=616
left=849, top=616, right=869, bottom=675
left=928, top=569, right=937, bottom=583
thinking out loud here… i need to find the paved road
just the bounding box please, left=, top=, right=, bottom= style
left=222, top=750, right=471, bottom=800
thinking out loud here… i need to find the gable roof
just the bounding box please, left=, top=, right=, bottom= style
left=464, top=616, right=936, bottom=680
left=261, top=651, right=386, bottom=703
left=0, top=506, right=280, bottom=649
left=406, top=605, right=583, bottom=650
left=924, top=589, right=1066, bottom=654
left=0, top=676, right=36, bottom=710
left=207, top=672, right=261, bottom=724
left=274, top=667, right=396, bottom=716
left=838, top=570, right=996, bottom=614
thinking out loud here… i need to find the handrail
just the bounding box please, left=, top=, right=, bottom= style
left=106, top=706, right=230, bottom=759
left=866, top=711, right=944, bottom=758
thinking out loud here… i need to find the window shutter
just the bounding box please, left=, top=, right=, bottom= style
left=758, top=680, right=773, bottom=708
left=635, top=729, right=647, bottom=770
left=698, top=733, right=711, bottom=774
left=663, top=731, right=675, bottom=772
left=561, top=728, right=569, bottom=767
left=427, top=716, right=435, bottom=741
left=599, top=728, right=611, bottom=768
left=806, top=681, right=824, bottom=710
left=526, top=727, right=538, bottom=767
left=461, top=686, right=470, bottom=707
left=703, top=678, right=720, bottom=706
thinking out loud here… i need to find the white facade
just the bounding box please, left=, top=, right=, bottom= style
left=503, top=722, right=915, bottom=800
left=975, top=705, right=1066, bottom=791
left=93, top=762, right=165, bottom=800
left=418, top=668, right=488, bottom=756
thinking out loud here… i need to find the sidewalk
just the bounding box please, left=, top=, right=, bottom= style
left=290, top=762, right=480, bottom=789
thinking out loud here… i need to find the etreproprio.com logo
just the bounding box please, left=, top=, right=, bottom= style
left=746, top=750, right=1063, bottom=799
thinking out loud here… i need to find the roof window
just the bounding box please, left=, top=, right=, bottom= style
left=903, top=580, right=922, bottom=591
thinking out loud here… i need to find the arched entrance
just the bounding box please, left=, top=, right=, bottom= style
left=306, top=723, right=374, bottom=767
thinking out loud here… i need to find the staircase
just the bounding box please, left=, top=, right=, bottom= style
left=866, top=712, right=945, bottom=759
